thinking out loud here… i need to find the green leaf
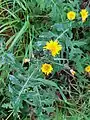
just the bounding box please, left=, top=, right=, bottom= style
left=9, top=75, right=21, bottom=86
left=36, top=78, right=68, bottom=103
left=44, top=107, right=55, bottom=113
left=2, top=103, right=12, bottom=109
left=72, top=41, right=86, bottom=47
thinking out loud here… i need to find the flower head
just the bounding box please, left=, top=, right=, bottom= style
left=44, top=40, right=62, bottom=57
left=80, top=9, right=88, bottom=22
left=41, top=63, right=53, bottom=75
left=70, top=69, right=76, bottom=76
left=24, top=58, right=30, bottom=63
left=85, top=65, right=90, bottom=73
left=67, top=11, right=76, bottom=20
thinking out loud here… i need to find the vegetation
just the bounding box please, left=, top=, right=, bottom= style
left=0, top=0, right=90, bottom=120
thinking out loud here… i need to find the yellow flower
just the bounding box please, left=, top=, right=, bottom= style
left=43, top=40, right=62, bottom=57
left=70, top=69, right=76, bottom=76
left=67, top=11, right=76, bottom=20
left=41, top=63, right=53, bottom=75
left=85, top=65, right=90, bottom=73
left=24, top=58, right=30, bottom=63
left=80, top=9, right=88, bottom=22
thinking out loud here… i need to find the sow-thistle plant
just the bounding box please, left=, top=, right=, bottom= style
left=43, top=40, right=62, bottom=57
left=41, top=63, right=53, bottom=75
left=85, top=65, right=90, bottom=73
left=67, top=11, right=76, bottom=20
left=0, top=0, right=90, bottom=119
left=80, top=9, right=88, bottom=22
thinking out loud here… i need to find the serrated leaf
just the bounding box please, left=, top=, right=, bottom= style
left=9, top=75, right=21, bottom=86
left=45, top=107, right=55, bottom=113
left=72, top=41, right=86, bottom=47
left=2, top=103, right=12, bottom=109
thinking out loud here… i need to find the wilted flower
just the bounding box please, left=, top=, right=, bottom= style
left=70, top=69, right=76, bottom=76
left=24, top=58, right=30, bottom=63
